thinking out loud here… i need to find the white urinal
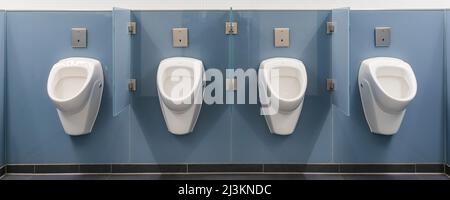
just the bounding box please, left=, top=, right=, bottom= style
left=157, top=57, right=205, bottom=135
left=358, top=57, right=417, bottom=135
left=47, top=57, right=104, bottom=136
left=258, top=57, right=308, bottom=135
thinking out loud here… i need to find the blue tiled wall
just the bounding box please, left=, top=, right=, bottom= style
left=334, top=11, right=445, bottom=163
left=4, top=10, right=448, bottom=164
left=6, top=12, right=130, bottom=164
left=0, top=11, right=5, bottom=167
left=130, top=11, right=231, bottom=163
left=231, top=11, right=332, bottom=163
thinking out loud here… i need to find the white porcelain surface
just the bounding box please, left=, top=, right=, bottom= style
left=358, top=57, right=417, bottom=135
left=258, top=57, right=308, bottom=135
left=47, top=57, right=104, bottom=136
left=157, top=57, right=204, bottom=135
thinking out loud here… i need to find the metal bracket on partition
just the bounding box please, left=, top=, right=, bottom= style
left=326, top=22, right=335, bottom=34
left=128, top=22, right=137, bottom=35
left=327, top=79, right=335, bottom=92
left=128, top=79, right=137, bottom=92
left=225, top=21, right=238, bottom=35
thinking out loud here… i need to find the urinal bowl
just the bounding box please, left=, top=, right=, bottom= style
left=358, top=57, right=417, bottom=135
left=47, top=57, right=104, bottom=136
left=258, top=57, right=308, bottom=135
left=157, top=57, right=205, bottom=135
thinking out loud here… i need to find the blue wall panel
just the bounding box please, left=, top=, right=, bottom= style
left=0, top=11, right=5, bottom=166
left=334, top=11, right=445, bottom=163
left=129, top=11, right=232, bottom=163
left=4, top=10, right=448, bottom=165
left=6, top=12, right=130, bottom=164
left=231, top=11, right=332, bottom=163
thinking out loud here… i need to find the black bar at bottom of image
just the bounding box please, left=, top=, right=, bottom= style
left=1, top=180, right=449, bottom=198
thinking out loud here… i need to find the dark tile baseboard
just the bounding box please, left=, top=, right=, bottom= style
left=264, top=164, right=339, bottom=173
left=189, top=164, right=262, bottom=173
left=112, top=164, right=186, bottom=173
left=4, top=163, right=446, bottom=174
left=416, top=164, right=445, bottom=173
left=339, top=164, right=415, bottom=173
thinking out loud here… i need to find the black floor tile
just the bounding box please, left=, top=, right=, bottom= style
left=112, top=164, right=187, bottom=173
left=416, top=164, right=444, bottom=173
left=264, top=164, right=339, bottom=173
left=7, top=165, right=35, bottom=173
left=35, top=165, right=79, bottom=173
left=80, top=164, right=112, bottom=173
left=339, top=164, right=415, bottom=173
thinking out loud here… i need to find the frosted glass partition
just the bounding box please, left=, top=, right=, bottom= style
left=331, top=7, right=350, bottom=116
left=112, top=7, right=132, bottom=116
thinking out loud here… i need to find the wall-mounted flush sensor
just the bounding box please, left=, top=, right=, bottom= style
left=375, top=27, right=391, bottom=47
left=72, top=28, right=87, bottom=48
left=172, top=28, right=188, bottom=48
left=274, top=28, right=289, bottom=48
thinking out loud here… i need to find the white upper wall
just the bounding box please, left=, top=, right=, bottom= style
left=0, top=0, right=449, bottom=10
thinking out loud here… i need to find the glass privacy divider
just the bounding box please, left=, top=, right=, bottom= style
left=112, top=7, right=133, bottom=116
left=331, top=7, right=350, bottom=116
left=330, top=7, right=350, bottom=164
